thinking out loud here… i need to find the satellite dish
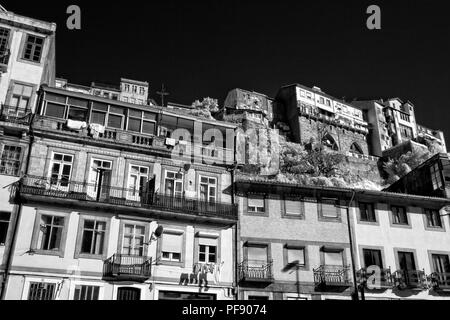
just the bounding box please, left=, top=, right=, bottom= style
left=154, top=225, right=164, bottom=238
left=184, top=163, right=191, bottom=172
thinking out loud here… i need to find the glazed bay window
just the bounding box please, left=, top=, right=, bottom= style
left=37, top=215, right=65, bottom=252
left=425, top=209, right=442, bottom=228
left=161, top=231, right=183, bottom=262
left=74, top=285, right=100, bottom=300
left=0, top=27, right=9, bottom=64
left=22, top=34, right=44, bottom=63
left=248, top=197, right=265, bottom=213
left=122, top=224, right=145, bottom=256
left=359, top=202, right=376, bottom=222
left=392, top=206, right=408, bottom=225
left=0, top=145, right=22, bottom=176
left=79, top=219, right=107, bottom=256
left=45, top=102, right=66, bottom=119
left=67, top=98, right=89, bottom=122
left=0, top=211, right=10, bottom=246
left=431, top=163, right=443, bottom=191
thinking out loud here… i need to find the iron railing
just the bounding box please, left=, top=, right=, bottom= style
left=103, top=254, right=152, bottom=280
left=238, top=260, right=273, bottom=282
left=430, top=272, right=450, bottom=290
left=0, top=105, right=32, bottom=125
left=392, top=269, right=428, bottom=289
left=16, top=175, right=237, bottom=219
left=356, top=267, right=394, bottom=289
left=313, top=265, right=351, bottom=287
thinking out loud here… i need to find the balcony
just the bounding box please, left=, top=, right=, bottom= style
left=356, top=267, right=394, bottom=290
left=313, top=265, right=352, bottom=289
left=430, top=272, right=450, bottom=291
left=103, top=254, right=152, bottom=282
left=238, top=260, right=274, bottom=284
left=15, top=176, right=238, bottom=222
left=392, top=270, right=428, bottom=290
left=0, top=105, right=32, bottom=126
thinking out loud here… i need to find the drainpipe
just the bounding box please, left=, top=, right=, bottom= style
left=346, top=190, right=359, bottom=301
left=231, top=131, right=239, bottom=301
left=1, top=113, right=35, bottom=300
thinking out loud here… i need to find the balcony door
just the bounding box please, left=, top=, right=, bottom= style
left=245, top=245, right=270, bottom=280
left=9, top=83, right=33, bottom=116
left=117, top=287, right=141, bottom=301
left=122, top=224, right=146, bottom=257
left=398, top=251, right=416, bottom=285
left=49, top=153, right=73, bottom=192
left=87, top=159, right=112, bottom=200
left=165, top=171, right=183, bottom=197
left=199, top=176, right=217, bottom=212
left=432, top=254, right=450, bottom=286
left=363, top=249, right=383, bottom=269
left=127, top=165, right=149, bottom=202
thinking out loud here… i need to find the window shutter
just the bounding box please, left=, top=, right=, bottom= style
left=199, top=237, right=218, bottom=247
left=248, top=198, right=264, bottom=208
left=162, top=233, right=182, bottom=253
left=322, top=200, right=338, bottom=218
left=285, top=200, right=302, bottom=216
left=324, top=251, right=343, bottom=266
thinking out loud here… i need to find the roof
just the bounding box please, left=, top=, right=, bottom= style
left=120, top=78, right=149, bottom=86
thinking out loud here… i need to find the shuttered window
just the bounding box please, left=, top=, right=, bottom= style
left=321, top=199, right=339, bottom=218
left=161, top=232, right=183, bottom=262
left=285, top=199, right=303, bottom=216
left=287, top=247, right=305, bottom=266
left=324, top=251, right=343, bottom=267
left=248, top=197, right=265, bottom=213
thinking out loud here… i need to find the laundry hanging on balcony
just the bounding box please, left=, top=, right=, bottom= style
left=66, top=119, right=87, bottom=131
left=89, top=123, right=105, bottom=139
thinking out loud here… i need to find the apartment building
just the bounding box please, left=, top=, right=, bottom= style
left=0, top=8, right=56, bottom=298
left=119, top=78, right=149, bottom=106
left=273, top=84, right=370, bottom=156
left=350, top=190, right=450, bottom=300
left=1, top=84, right=238, bottom=300
left=234, top=178, right=355, bottom=300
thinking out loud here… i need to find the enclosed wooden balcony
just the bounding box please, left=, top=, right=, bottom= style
left=238, top=260, right=274, bottom=284
left=103, top=254, right=152, bottom=282
left=313, top=265, right=352, bottom=289
left=14, top=176, right=238, bottom=223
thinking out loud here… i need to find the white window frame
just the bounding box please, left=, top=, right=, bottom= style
left=69, top=281, right=105, bottom=300
left=21, top=277, right=63, bottom=300
left=127, top=164, right=149, bottom=201
left=49, top=152, right=73, bottom=191
left=199, top=175, right=217, bottom=203
left=164, top=170, right=183, bottom=197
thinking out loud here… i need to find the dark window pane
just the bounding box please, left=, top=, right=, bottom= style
left=109, top=106, right=125, bottom=115
left=68, top=107, right=87, bottom=121
left=142, top=121, right=155, bottom=135
left=128, top=118, right=141, bottom=132
left=45, top=103, right=66, bottom=119
left=91, top=111, right=106, bottom=125
left=92, top=102, right=108, bottom=111
left=144, top=112, right=157, bottom=121
left=68, top=97, right=89, bottom=108
left=107, top=114, right=122, bottom=129
left=46, top=94, right=66, bottom=104
left=129, top=109, right=142, bottom=118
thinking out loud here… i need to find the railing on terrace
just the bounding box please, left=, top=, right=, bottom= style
left=346, top=152, right=379, bottom=162
left=0, top=105, right=32, bottom=125
left=17, top=176, right=237, bottom=219
left=356, top=267, right=394, bottom=289
left=392, top=269, right=428, bottom=289
left=430, top=272, right=450, bottom=290
left=103, top=254, right=152, bottom=281
left=238, top=260, right=274, bottom=283
left=313, top=265, right=352, bottom=287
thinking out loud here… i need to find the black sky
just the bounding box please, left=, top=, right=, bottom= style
left=3, top=0, right=450, bottom=145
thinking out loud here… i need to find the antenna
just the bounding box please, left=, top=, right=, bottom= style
left=157, top=84, right=170, bottom=107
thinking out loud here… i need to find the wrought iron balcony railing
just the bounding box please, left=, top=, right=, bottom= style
left=392, top=269, right=428, bottom=289
left=103, top=254, right=152, bottom=282
left=238, top=260, right=274, bottom=283
left=0, top=105, right=32, bottom=125
left=313, top=265, right=352, bottom=287
left=430, top=272, right=450, bottom=290
left=15, top=176, right=237, bottom=219
left=356, top=267, right=394, bottom=289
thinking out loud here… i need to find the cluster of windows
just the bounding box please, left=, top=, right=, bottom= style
left=122, top=84, right=146, bottom=96
left=399, top=124, right=413, bottom=139
left=400, top=112, right=411, bottom=122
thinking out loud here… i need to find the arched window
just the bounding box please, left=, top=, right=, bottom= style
left=350, top=142, right=364, bottom=155
left=322, top=133, right=339, bottom=151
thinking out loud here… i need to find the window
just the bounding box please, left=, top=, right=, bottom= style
left=9, top=83, right=33, bottom=111
left=199, top=176, right=217, bottom=203
left=68, top=106, right=88, bottom=122
left=286, top=246, right=305, bottom=266
left=0, top=212, right=10, bottom=246
left=319, top=97, right=325, bottom=104
left=399, top=124, right=413, bottom=139
left=132, top=85, right=138, bottom=93
left=37, top=215, right=65, bottom=251
left=74, top=285, right=100, bottom=300
left=199, top=241, right=217, bottom=263
left=248, top=197, right=265, bottom=213
left=363, top=249, right=383, bottom=268
left=91, top=102, right=108, bottom=126
left=87, top=159, right=112, bottom=199
left=122, top=224, right=146, bottom=256
left=247, top=245, right=268, bottom=265
left=45, top=102, right=66, bottom=119
left=320, top=199, right=339, bottom=219
left=49, top=153, right=73, bottom=188
left=425, top=209, right=442, bottom=228
left=128, top=165, right=149, bottom=200
left=22, top=34, right=44, bottom=63
left=107, top=106, right=125, bottom=129
left=139, top=87, right=145, bottom=95
left=326, top=99, right=331, bottom=107
left=0, top=145, right=22, bottom=176
left=359, top=203, right=376, bottom=222
left=28, top=282, right=55, bottom=300
left=391, top=206, right=408, bottom=225
left=324, top=250, right=343, bottom=267
left=161, top=232, right=183, bottom=262
left=80, top=219, right=107, bottom=256
left=430, top=163, right=443, bottom=191
left=127, top=110, right=157, bottom=135
left=0, top=27, right=10, bottom=64
left=124, top=84, right=130, bottom=92
left=284, top=198, right=303, bottom=217
left=432, top=254, right=450, bottom=277
left=306, top=92, right=312, bottom=100
left=165, top=171, right=183, bottom=197
left=248, top=296, right=269, bottom=300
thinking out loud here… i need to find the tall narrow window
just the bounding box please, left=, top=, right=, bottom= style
left=80, top=220, right=107, bottom=256
left=49, top=153, right=73, bottom=188
left=122, top=224, right=145, bottom=256
left=22, top=34, right=44, bottom=63
left=359, top=203, right=376, bottom=222
left=0, top=27, right=10, bottom=64
left=165, top=171, right=183, bottom=197
left=363, top=249, right=383, bottom=268
left=37, top=215, right=65, bottom=251
left=199, top=176, right=217, bottom=203
left=128, top=165, right=149, bottom=201
left=425, top=209, right=442, bottom=228
left=9, top=83, right=33, bottom=113
left=430, top=163, right=443, bottom=191
left=0, top=145, right=22, bottom=176
left=0, top=211, right=10, bottom=246
left=391, top=206, right=408, bottom=225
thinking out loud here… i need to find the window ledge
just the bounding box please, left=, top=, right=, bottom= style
left=31, top=249, right=64, bottom=258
